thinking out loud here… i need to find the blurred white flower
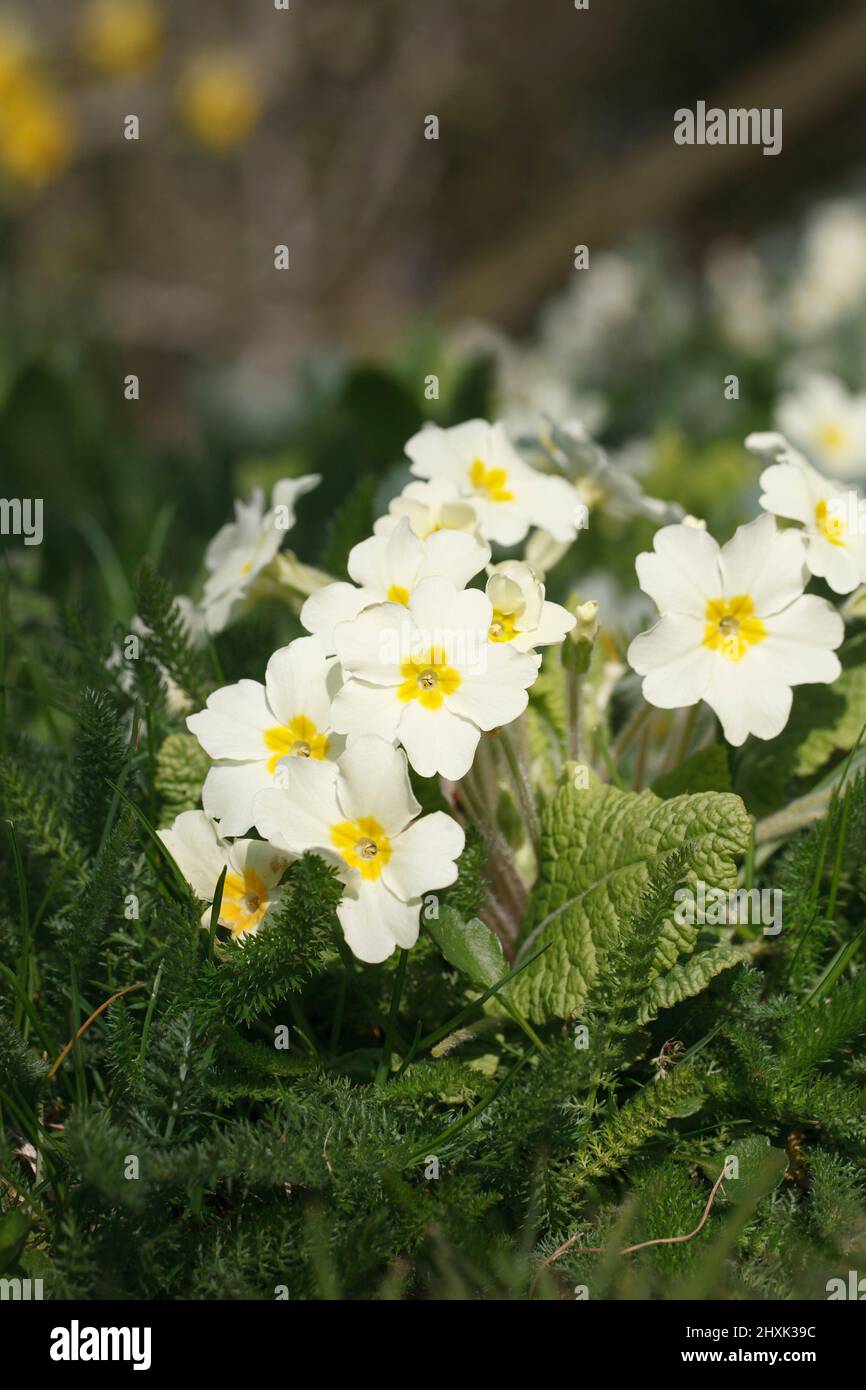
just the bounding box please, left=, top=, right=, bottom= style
left=202, top=475, right=320, bottom=633
left=108, top=595, right=206, bottom=717
left=535, top=421, right=683, bottom=527
left=523, top=528, right=571, bottom=576
left=253, top=736, right=464, bottom=963
left=448, top=320, right=606, bottom=440
left=705, top=242, right=773, bottom=353
left=786, top=200, right=866, bottom=338
left=628, top=514, right=843, bottom=746
left=540, top=252, right=640, bottom=364
left=775, top=375, right=866, bottom=480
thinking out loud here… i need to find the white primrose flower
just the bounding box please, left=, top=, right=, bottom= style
left=202, top=474, right=321, bottom=633
left=749, top=432, right=866, bottom=595
left=186, top=636, right=341, bottom=836
left=374, top=477, right=483, bottom=542
left=329, top=576, right=539, bottom=780
left=786, top=199, right=866, bottom=338
left=108, top=595, right=207, bottom=716
left=300, top=516, right=489, bottom=654
left=253, top=736, right=464, bottom=963
left=485, top=559, right=575, bottom=653
left=775, top=375, right=866, bottom=480
left=405, top=418, right=585, bottom=546
left=627, top=514, right=843, bottom=747
left=157, top=810, right=291, bottom=938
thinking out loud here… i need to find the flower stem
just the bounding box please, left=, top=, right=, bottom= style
left=462, top=748, right=527, bottom=935
left=566, top=667, right=582, bottom=764
left=612, top=700, right=653, bottom=764
left=499, top=722, right=541, bottom=859
left=376, top=948, right=409, bottom=1085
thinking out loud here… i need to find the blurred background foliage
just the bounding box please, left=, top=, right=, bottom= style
left=2, top=0, right=866, bottom=619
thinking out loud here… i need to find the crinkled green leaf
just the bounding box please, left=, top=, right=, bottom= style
left=155, top=733, right=211, bottom=822
left=512, top=778, right=751, bottom=1022
left=637, top=943, right=747, bottom=1023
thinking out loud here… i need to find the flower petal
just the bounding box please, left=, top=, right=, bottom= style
left=758, top=461, right=815, bottom=526
left=201, top=760, right=272, bottom=837
left=420, top=528, right=491, bottom=587
left=330, top=678, right=402, bottom=742
left=337, top=879, right=421, bottom=962
left=447, top=643, right=536, bottom=730
left=186, top=679, right=273, bottom=759
left=252, top=759, right=341, bottom=854
left=335, top=735, right=420, bottom=835
left=227, top=838, right=294, bottom=890
left=300, top=581, right=377, bottom=654
left=704, top=658, right=792, bottom=746
left=157, top=811, right=227, bottom=902
left=635, top=524, right=722, bottom=618
left=396, top=701, right=481, bottom=779
left=382, top=812, right=464, bottom=901
left=333, top=602, right=405, bottom=684
left=264, top=636, right=334, bottom=729
left=719, top=514, right=808, bottom=616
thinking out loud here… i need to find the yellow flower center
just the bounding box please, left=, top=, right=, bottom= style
left=817, top=422, right=848, bottom=456
left=469, top=457, right=514, bottom=504
left=220, top=869, right=268, bottom=936
left=702, top=595, right=767, bottom=663
left=488, top=610, right=518, bottom=643
left=330, top=815, right=392, bottom=881
left=815, top=498, right=847, bottom=547
left=387, top=583, right=410, bottom=605
left=264, top=715, right=329, bottom=772
left=396, top=647, right=461, bottom=709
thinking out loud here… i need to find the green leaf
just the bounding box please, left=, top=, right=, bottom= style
left=0, top=1205, right=31, bottom=1274
left=530, top=643, right=568, bottom=747
left=697, top=1134, right=788, bottom=1197
left=637, top=943, right=747, bottom=1024
left=426, top=906, right=507, bottom=991
left=652, top=743, right=731, bottom=798
left=511, top=778, right=751, bottom=1022
left=320, top=474, right=378, bottom=579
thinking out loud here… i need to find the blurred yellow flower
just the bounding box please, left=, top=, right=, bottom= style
left=81, top=0, right=163, bottom=75
left=0, top=78, right=74, bottom=188
left=178, top=53, right=262, bottom=152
